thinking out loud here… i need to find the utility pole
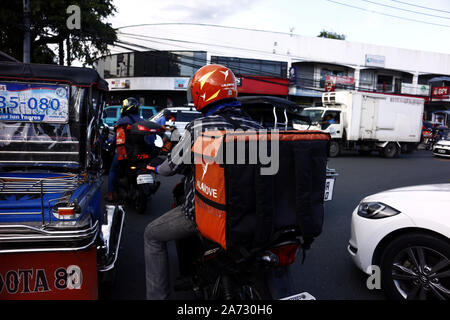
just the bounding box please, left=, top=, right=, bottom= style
left=23, top=0, right=31, bottom=63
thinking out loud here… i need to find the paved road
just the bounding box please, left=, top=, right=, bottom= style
left=109, top=150, right=450, bottom=300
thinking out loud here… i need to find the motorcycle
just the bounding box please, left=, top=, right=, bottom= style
left=172, top=180, right=314, bottom=300
left=114, top=120, right=165, bottom=214
left=426, top=128, right=443, bottom=150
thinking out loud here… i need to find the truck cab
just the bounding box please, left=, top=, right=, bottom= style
left=299, top=108, right=344, bottom=140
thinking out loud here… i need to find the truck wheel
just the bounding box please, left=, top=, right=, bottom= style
left=328, top=141, right=340, bottom=157
left=382, top=143, right=398, bottom=158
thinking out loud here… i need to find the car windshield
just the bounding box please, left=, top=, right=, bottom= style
left=141, top=108, right=155, bottom=119
left=176, top=111, right=201, bottom=122
left=105, top=107, right=118, bottom=118
left=300, top=109, right=324, bottom=123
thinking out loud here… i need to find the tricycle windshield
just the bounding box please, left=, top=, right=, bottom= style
left=0, top=83, right=83, bottom=169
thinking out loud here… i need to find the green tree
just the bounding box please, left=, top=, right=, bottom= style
left=0, top=0, right=117, bottom=66
left=317, top=30, right=346, bottom=40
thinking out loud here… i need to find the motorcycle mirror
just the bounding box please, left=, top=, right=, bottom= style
left=155, top=135, right=164, bottom=148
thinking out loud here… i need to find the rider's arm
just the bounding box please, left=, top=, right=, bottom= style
left=153, top=122, right=193, bottom=176
left=154, top=159, right=174, bottom=176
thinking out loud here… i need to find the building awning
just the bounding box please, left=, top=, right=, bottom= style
left=429, top=76, right=450, bottom=83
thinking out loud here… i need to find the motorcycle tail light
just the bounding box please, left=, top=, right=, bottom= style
left=269, top=242, right=300, bottom=266
left=137, top=125, right=164, bottom=133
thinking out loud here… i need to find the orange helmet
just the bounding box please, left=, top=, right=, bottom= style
left=188, top=64, right=238, bottom=112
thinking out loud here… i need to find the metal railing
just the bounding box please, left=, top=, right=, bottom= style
left=0, top=174, right=83, bottom=195
left=0, top=174, right=85, bottom=224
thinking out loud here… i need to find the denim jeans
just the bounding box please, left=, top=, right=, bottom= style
left=143, top=206, right=197, bottom=300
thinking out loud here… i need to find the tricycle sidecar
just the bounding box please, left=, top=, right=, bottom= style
left=0, top=61, right=124, bottom=300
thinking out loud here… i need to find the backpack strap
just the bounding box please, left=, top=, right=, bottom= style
left=214, top=108, right=245, bottom=130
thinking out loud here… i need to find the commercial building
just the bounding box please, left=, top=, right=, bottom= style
left=95, top=24, right=450, bottom=116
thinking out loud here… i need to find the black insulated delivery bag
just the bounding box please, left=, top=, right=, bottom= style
left=192, top=129, right=330, bottom=250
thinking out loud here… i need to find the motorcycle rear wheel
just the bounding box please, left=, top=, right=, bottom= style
left=134, top=188, right=148, bottom=214
left=214, top=274, right=272, bottom=300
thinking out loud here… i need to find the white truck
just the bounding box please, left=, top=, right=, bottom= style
left=296, top=91, right=425, bottom=158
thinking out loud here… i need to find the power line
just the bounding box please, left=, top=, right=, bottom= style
left=390, top=0, right=450, bottom=15
left=118, top=32, right=294, bottom=60
left=114, top=40, right=287, bottom=79
left=117, top=31, right=365, bottom=72
left=115, top=22, right=293, bottom=36
left=112, top=39, right=418, bottom=94
left=115, top=34, right=294, bottom=78
left=358, top=0, right=450, bottom=20
left=326, top=0, right=450, bottom=28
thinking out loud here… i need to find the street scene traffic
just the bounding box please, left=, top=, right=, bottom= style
left=0, top=0, right=450, bottom=303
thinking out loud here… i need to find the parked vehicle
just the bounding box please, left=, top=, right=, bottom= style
left=0, top=61, right=124, bottom=299
left=297, top=91, right=425, bottom=157
left=348, top=184, right=450, bottom=300
left=433, top=134, right=450, bottom=157
left=150, top=106, right=201, bottom=136
left=113, top=120, right=164, bottom=214
left=103, top=105, right=157, bottom=128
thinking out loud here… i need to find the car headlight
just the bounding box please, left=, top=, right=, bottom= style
left=357, top=202, right=400, bottom=219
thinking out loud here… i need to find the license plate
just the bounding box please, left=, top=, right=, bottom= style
left=438, top=149, right=446, bottom=153
left=137, top=174, right=154, bottom=185
left=0, top=247, right=98, bottom=300
left=324, top=178, right=335, bottom=201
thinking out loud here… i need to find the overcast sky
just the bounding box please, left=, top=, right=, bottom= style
left=107, top=0, right=450, bottom=55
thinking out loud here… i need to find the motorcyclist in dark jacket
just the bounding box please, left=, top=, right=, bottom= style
left=107, top=97, right=155, bottom=201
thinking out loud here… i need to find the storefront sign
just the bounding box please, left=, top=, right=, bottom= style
left=432, top=86, right=450, bottom=99
left=110, top=79, right=130, bottom=89
left=325, top=75, right=354, bottom=85
left=174, top=78, right=189, bottom=90
left=288, top=66, right=297, bottom=85
left=365, top=54, right=385, bottom=68
left=237, top=76, right=288, bottom=96
left=401, top=83, right=429, bottom=96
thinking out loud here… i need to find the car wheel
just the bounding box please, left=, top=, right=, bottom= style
left=380, top=233, right=450, bottom=300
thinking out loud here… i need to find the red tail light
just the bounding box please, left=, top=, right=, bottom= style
left=269, top=242, right=300, bottom=266
left=137, top=125, right=164, bottom=133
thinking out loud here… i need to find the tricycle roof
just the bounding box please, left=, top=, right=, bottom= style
left=0, top=61, right=108, bottom=91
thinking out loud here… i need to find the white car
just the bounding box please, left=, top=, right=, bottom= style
left=348, top=184, right=450, bottom=300
left=433, top=136, right=450, bottom=158
left=149, top=106, right=201, bottom=136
